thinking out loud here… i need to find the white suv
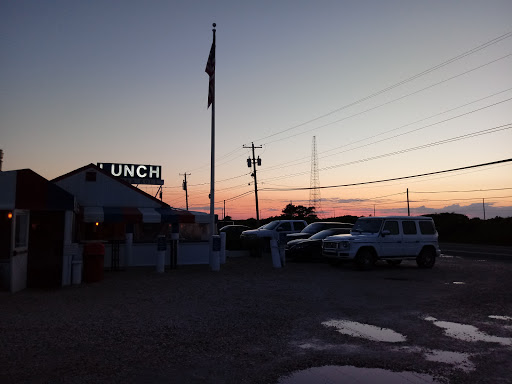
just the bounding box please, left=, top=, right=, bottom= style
left=322, top=216, right=440, bottom=269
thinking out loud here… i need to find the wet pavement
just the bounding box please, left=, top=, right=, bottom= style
left=1, top=249, right=512, bottom=384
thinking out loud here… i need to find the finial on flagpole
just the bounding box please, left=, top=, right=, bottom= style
left=212, top=23, right=216, bottom=30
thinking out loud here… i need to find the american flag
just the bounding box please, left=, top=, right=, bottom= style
left=205, top=39, right=215, bottom=108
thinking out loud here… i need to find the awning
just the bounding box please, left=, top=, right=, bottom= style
left=83, top=206, right=104, bottom=223
left=81, top=207, right=198, bottom=224
left=157, top=207, right=195, bottom=223
left=104, top=207, right=142, bottom=223
left=189, top=211, right=211, bottom=224
left=138, top=207, right=161, bottom=223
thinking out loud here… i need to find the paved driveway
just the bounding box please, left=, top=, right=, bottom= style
left=1, top=252, right=511, bottom=383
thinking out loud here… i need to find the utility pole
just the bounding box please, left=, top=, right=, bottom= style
left=180, top=173, right=191, bottom=210
left=407, top=188, right=410, bottom=216
left=243, top=142, right=262, bottom=225
left=223, top=200, right=226, bottom=219
left=483, top=198, right=486, bottom=220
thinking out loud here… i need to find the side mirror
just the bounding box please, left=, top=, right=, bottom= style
left=381, top=230, right=391, bottom=237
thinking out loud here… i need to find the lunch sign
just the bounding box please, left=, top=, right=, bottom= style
left=98, top=163, right=163, bottom=185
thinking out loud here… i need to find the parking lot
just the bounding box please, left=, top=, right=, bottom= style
left=1, top=248, right=511, bottom=384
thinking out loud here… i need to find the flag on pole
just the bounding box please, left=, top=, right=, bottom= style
left=205, top=38, right=215, bottom=108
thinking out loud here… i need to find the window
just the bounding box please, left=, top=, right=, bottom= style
left=294, top=221, right=306, bottom=231
left=419, top=220, right=436, bottom=235
left=402, top=221, right=417, bottom=235
left=352, top=218, right=383, bottom=233
left=277, top=222, right=292, bottom=231
left=382, top=221, right=399, bottom=235
left=14, top=212, right=29, bottom=248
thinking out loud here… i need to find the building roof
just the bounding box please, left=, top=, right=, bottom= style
left=0, top=169, right=75, bottom=211
left=52, top=163, right=167, bottom=208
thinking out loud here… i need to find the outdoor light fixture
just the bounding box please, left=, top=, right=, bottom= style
left=95, top=222, right=99, bottom=226
left=7, top=212, right=13, bottom=219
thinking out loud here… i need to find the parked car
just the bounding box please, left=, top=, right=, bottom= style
left=286, top=222, right=353, bottom=242
left=286, top=228, right=352, bottom=262
left=219, top=225, right=251, bottom=250
left=240, top=220, right=307, bottom=256
left=322, top=216, right=441, bottom=270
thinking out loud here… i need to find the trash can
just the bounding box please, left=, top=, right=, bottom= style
left=71, top=256, right=83, bottom=285
left=83, top=242, right=105, bottom=283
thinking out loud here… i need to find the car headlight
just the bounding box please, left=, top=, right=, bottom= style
left=340, top=241, right=350, bottom=249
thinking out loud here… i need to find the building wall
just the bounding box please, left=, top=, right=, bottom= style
left=0, top=172, right=16, bottom=210
left=54, top=168, right=162, bottom=208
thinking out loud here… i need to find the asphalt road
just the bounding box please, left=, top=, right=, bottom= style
left=440, top=242, right=512, bottom=260
left=1, top=246, right=511, bottom=384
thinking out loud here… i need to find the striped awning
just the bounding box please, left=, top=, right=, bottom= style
left=138, top=207, right=161, bottom=223
left=82, top=207, right=196, bottom=224
left=157, top=207, right=195, bottom=223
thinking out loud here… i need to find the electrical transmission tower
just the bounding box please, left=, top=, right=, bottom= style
left=309, top=136, right=321, bottom=217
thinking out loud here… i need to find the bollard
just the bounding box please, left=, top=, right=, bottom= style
left=156, top=235, right=166, bottom=273
left=278, top=233, right=288, bottom=267
left=125, top=233, right=133, bottom=267
left=220, top=232, right=226, bottom=264
left=210, top=235, right=221, bottom=271
left=270, top=239, right=282, bottom=268
left=170, top=233, right=179, bottom=269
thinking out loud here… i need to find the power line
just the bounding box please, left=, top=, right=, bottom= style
left=253, top=31, right=512, bottom=143
left=262, top=53, right=512, bottom=146
left=260, top=158, right=512, bottom=192
left=261, top=123, right=512, bottom=183
left=411, top=187, right=512, bottom=194
left=195, top=31, right=512, bottom=174
left=262, top=88, right=512, bottom=173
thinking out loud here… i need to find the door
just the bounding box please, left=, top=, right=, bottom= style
left=379, top=220, right=403, bottom=258
left=401, top=220, right=420, bottom=256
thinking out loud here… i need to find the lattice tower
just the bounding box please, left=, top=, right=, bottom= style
left=309, top=136, right=321, bottom=216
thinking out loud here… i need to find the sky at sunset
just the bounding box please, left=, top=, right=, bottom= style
left=2, top=0, right=512, bottom=220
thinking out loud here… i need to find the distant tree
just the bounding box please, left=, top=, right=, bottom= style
left=281, top=203, right=318, bottom=220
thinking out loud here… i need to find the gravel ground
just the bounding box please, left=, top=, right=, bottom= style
left=1, top=254, right=511, bottom=384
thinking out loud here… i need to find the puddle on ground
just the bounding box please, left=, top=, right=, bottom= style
left=322, top=320, right=407, bottom=342
left=424, top=349, right=475, bottom=372
left=424, top=316, right=512, bottom=346
left=489, top=315, right=512, bottom=321
left=277, top=365, right=445, bottom=384
left=397, top=346, right=475, bottom=373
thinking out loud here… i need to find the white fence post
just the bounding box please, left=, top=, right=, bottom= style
left=270, top=239, right=281, bottom=268
left=220, top=232, right=226, bottom=264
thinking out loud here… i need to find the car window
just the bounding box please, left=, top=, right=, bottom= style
left=294, top=222, right=306, bottom=231
left=402, top=221, right=417, bottom=235
left=383, top=221, right=399, bottom=235
left=261, top=221, right=279, bottom=230
left=352, top=218, right=383, bottom=233
left=278, top=222, right=292, bottom=231
left=419, top=220, right=436, bottom=235
left=302, top=223, right=320, bottom=233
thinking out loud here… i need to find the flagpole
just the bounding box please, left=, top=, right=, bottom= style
left=209, top=23, right=217, bottom=269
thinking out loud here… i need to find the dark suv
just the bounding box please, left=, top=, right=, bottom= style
left=286, top=222, right=353, bottom=242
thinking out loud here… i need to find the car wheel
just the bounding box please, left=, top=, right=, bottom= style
left=417, top=248, right=436, bottom=268
left=355, top=249, right=376, bottom=270
left=386, top=260, right=402, bottom=266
